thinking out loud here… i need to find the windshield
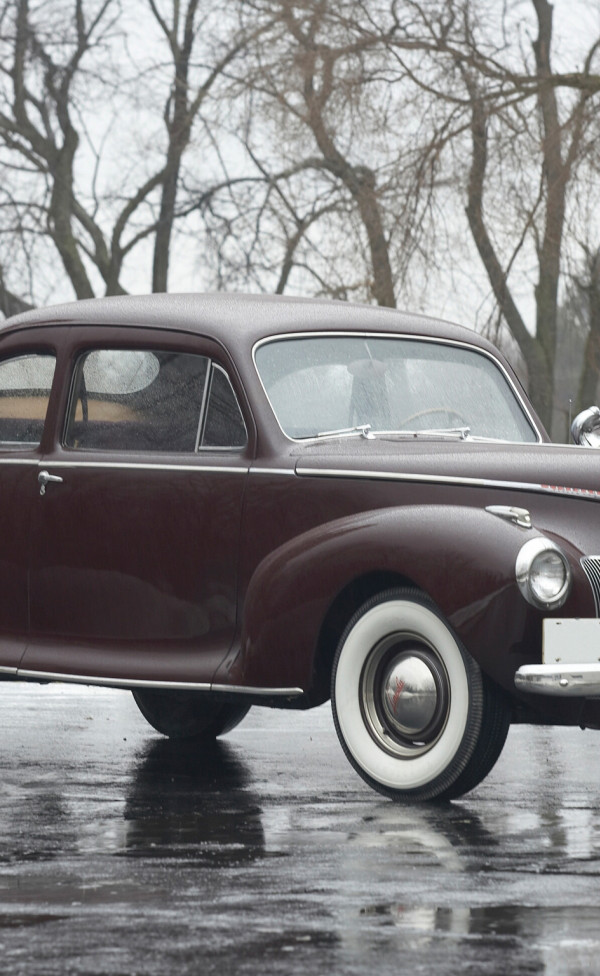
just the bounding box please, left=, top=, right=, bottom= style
left=254, top=335, right=538, bottom=443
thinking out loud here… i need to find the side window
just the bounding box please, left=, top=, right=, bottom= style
left=64, top=350, right=247, bottom=453
left=0, top=353, right=55, bottom=449
left=201, top=365, right=247, bottom=449
left=65, top=350, right=209, bottom=452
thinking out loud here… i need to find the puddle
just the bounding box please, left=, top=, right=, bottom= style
left=0, top=913, right=66, bottom=928
left=359, top=902, right=600, bottom=944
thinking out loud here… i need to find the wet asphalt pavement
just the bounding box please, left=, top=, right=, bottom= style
left=1, top=684, right=600, bottom=975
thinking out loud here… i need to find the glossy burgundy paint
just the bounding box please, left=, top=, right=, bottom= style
left=25, top=461, right=245, bottom=682
left=227, top=476, right=597, bottom=698
left=0, top=460, right=36, bottom=665
left=0, top=328, right=58, bottom=668
left=1, top=293, right=599, bottom=734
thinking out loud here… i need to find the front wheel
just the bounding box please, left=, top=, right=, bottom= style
left=132, top=689, right=250, bottom=741
left=331, top=589, right=510, bottom=802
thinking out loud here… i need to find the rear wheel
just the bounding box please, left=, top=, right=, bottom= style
left=132, top=689, right=250, bottom=740
left=331, top=588, right=510, bottom=801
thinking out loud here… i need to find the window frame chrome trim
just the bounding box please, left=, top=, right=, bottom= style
left=194, top=357, right=212, bottom=452
left=252, top=330, right=543, bottom=445
left=199, top=362, right=248, bottom=451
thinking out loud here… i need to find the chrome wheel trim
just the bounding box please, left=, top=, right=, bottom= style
left=360, top=636, right=450, bottom=758
left=334, top=600, right=469, bottom=791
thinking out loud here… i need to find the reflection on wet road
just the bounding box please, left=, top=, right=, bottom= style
left=1, top=683, right=600, bottom=974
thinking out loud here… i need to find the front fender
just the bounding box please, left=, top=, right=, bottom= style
left=223, top=505, right=587, bottom=697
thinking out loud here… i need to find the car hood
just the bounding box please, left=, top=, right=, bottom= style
left=293, top=439, right=600, bottom=501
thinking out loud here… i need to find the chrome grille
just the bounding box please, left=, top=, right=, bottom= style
left=581, top=557, right=600, bottom=616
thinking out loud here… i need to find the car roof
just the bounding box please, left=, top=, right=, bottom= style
left=2, top=292, right=498, bottom=357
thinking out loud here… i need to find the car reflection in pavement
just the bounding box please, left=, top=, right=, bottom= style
left=123, top=738, right=266, bottom=865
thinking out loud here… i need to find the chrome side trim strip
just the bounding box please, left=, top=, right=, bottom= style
left=249, top=467, right=296, bottom=477
left=0, top=666, right=18, bottom=675
left=0, top=458, right=40, bottom=466
left=16, top=667, right=303, bottom=697
left=211, top=683, right=303, bottom=697
left=41, top=460, right=249, bottom=474
left=297, top=466, right=541, bottom=490
left=16, top=669, right=212, bottom=690
left=2, top=460, right=291, bottom=477
left=515, top=663, right=600, bottom=696
left=296, top=466, right=600, bottom=501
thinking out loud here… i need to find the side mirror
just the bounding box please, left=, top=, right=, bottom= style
left=571, top=406, right=600, bottom=447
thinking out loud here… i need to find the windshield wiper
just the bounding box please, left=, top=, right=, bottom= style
left=313, top=424, right=472, bottom=442
left=380, top=426, right=471, bottom=441
left=315, top=424, right=376, bottom=440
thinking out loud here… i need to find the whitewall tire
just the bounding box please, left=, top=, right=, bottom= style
left=332, top=588, right=509, bottom=801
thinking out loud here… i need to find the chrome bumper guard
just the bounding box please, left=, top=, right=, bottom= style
left=515, top=663, right=600, bottom=697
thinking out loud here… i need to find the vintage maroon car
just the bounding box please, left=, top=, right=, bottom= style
left=2, top=292, right=600, bottom=801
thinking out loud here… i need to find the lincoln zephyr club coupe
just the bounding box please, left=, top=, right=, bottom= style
left=2, top=292, right=600, bottom=801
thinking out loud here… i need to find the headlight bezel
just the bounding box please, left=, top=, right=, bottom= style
left=515, top=537, right=572, bottom=610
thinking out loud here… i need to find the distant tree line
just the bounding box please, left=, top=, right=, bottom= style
left=0, top=0, right=599, bottom=435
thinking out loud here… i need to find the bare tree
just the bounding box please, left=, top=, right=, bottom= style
left=0, top=0, right=253, bottom=306
left=1, top=0, right=600, bottom=440
left=213, top=0, right=410, bottom=307
left=371, top=0, right=600, bottom=430
left=578, top=256, right=600, bottom=409
left=148, top=0, right=259, bottom=291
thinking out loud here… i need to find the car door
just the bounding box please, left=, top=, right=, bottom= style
left=0, top=330, right=58, bottom=671
left=22, top=325, right=251, bottom=687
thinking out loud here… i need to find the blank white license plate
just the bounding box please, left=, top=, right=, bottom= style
left=543, top=618, right=600, bottom=665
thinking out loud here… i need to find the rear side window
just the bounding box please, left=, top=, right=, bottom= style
left=0, top=353, right=55, bottom=448
left=64, top=349, right=246, bottom=453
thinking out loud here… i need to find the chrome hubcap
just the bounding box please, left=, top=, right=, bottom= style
left=361, top=636, right=450, bottom=757
left=381, top=655, right=439, bottom=737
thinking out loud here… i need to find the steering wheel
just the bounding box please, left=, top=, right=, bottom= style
left=399, top=407, right=469, bottom=428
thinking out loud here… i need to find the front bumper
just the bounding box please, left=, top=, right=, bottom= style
left=515, top=617, right=600, bottom=697
left=515, top=663, right=600, bottom=696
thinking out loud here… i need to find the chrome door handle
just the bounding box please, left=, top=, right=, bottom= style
left=38, top=469, right=63, bottom=496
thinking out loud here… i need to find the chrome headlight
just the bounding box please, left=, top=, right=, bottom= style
left=515, top=538, right=572, bottom=610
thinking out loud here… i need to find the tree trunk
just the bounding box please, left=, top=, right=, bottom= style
left=576, top=253, right=600, bottom=412
left=531, top=0, right=565, bottom=429
left=300, top=41, right=395, bottom=307
left=49, top=130, right=95, bottom=300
